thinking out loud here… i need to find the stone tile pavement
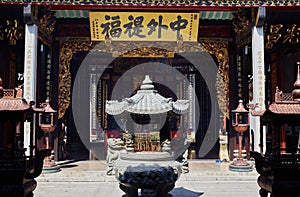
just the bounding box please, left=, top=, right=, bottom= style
left=34, top=159, right=260, bottom=197
left=36, top=159, right=259, bottom=182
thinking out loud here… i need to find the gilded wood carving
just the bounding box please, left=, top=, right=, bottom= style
left=58, top=40, right=229, bottom=119
left=58, top=41, right=95, bottom=119
left=202, top=42, right=229, bottom=118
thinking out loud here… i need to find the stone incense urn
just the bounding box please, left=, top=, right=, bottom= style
left=115, top=152, right=181, bottom=197
left=105, top=75, right=189, bottom=197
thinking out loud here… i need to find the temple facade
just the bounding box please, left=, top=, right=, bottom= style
left=0, top=1, right=300, bottom=161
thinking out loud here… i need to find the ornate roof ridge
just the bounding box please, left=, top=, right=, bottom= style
left=2, top=0, right=300, bottom=7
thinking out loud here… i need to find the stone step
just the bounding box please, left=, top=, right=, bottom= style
left=36, top=170, right=258, bottom=182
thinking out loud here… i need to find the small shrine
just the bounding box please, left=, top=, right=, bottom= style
left=105, top=75, right=189, bottom=197
left=250, top=63, right=300, bottom=197
left=0, top=78, right=55, bottom=196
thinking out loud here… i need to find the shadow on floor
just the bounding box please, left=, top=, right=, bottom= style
left=170, top=187, right=204, bottom=197
left=58, top=163, right=79, bottom=169
left=66, top=142, right=90, bottom=161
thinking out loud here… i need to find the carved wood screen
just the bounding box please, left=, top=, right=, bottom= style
left=58, top=40, right=229, bottom=120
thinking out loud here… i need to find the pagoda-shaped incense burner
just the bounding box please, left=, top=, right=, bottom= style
left=105, top=75, right=189, bottom=197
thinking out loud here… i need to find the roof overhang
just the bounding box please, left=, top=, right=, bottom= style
left=0, top=98, right=30, bottom=111
left=3, top=1, right=300, bottom=11
left=0, top=1, right=238, bottom=10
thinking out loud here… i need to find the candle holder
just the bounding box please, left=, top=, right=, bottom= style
left=38, top=100, right=60, bottom=173
left=229, top=100, right=253, bottom=172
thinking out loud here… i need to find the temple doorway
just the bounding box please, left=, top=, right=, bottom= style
left=58, top=41, right=226, bottom=161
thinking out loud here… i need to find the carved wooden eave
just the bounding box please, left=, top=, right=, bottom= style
left=91, top=40, right=205, bottom=57
left=0, top=13, right=55, bottom=47
left=58, top=40, right=229, bottom=119
left=38, top=6, right=56, bottom=46
left=232, top=9, right=251, bottom=48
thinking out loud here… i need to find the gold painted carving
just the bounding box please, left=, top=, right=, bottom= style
left=58, top=40, right=227, bottom=119
left=0, top=24, right=4, bottom=40
left=91, top=37, right=204, bottom=58
left=39, top=12, right=56, bottom=34
left=266, top=24, right=283, bottom=49
left=4, top=19, right=24, bottom=45
left=38, top=7, right=56, bottom=46
left=232, top=15, right=249, bottom=36
left=283, top=24, right=300, bottom=44
left=202, top=42, right=229, bottom=118
left=121, top=47, right=174, bottom=58
left=232, top=9, right=251, bottom=48
left=232, top=10, right=250, bottom=39
left=58, top=41, right=95, bottom=119
left=266, top=24, right=300, bottom=49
